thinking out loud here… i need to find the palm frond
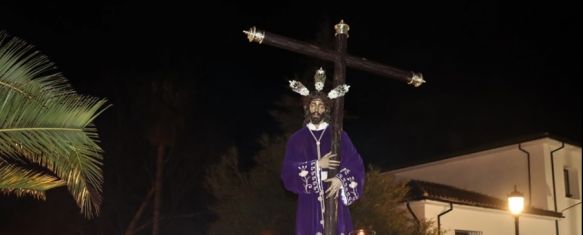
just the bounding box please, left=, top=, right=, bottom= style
left=0, top=162, right=65, bottom=200
left=0, top=31, right=74, bottom=101
left=0, top=31, right=110, bottom=218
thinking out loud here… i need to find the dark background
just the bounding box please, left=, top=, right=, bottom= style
left=0, top=1, right=580, bottom=234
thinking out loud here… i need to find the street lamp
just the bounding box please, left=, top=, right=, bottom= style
left=349, top=229, right=376, bottom=235
left=508, top=185, right=525, bottom=235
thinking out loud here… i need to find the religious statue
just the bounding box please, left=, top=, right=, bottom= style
left=281, top=68, right=365, bottom=235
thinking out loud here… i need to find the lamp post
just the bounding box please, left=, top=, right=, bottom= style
left=508, top=185, right=525, bottom=235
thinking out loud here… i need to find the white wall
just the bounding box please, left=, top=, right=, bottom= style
left=416, top=200, right=557, bottom=235
left=544, top=141, right=582, bottom=235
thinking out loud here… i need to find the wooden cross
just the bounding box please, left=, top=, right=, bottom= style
left=243, top=20, right=425, bottom=235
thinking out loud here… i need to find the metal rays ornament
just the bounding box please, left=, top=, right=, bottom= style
left=289, top=80, right=310, bottom=96
left=314, top=67, right=326, bottom=91
left=288, top=67, right=350, bottom=99
left=327, top=84, right=350, bottom=99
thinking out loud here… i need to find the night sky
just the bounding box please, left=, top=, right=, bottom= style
left=0, top=1, right=581, bottom=234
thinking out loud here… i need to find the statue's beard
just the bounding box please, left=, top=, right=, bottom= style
left=310, top=112, right=323, bottom=124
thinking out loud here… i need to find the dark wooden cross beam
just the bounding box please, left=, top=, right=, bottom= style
left=243, top=20, right=425, bottom=235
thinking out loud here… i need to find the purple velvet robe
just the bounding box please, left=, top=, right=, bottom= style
left=281, top=126, right=365, bottom=235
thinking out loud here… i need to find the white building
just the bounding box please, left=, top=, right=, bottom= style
left=388, top=134, right=581, bottom=235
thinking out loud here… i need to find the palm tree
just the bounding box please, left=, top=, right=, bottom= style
left=0, top=31, right=109, bottom=218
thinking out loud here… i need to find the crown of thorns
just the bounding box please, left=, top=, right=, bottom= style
left=288, top=67, right=350, bottom=99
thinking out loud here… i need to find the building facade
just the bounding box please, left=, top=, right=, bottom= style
left=388, top=136, right=581, bottom=235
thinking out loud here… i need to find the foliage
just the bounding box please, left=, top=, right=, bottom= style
left=350, top=167, right=439, bottom=235
left=0, top=31, right=109, bottom=218
left=205, top=135, right=296, bottom=235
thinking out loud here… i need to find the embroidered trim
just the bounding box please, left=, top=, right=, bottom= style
left=298, top=160, right=321, bottom=194
left=336, top=168, right=359, bottom=205
left=309, top=160, right=320, bottom=193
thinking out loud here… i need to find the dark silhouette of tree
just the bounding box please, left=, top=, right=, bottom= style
left=205, top=136, right=295, bottom=235
left=350, top=168, right=439, bottom=235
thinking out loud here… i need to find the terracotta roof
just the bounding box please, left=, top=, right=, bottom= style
left=406, top=180, right=563, bottom=218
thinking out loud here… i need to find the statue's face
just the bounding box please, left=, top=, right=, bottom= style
left=308, top=98, right=326, bottom=124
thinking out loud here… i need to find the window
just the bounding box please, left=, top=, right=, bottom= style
left=564, top=169, right=572, bottom=197
left=455, top=230, right=482, bottom=235
left=564, top=167, right=580, bottom=199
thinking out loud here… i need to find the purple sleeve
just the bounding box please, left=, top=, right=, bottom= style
left=280, top=136, right=322, bottom=195
left=335, top=132, right=365, bottom=206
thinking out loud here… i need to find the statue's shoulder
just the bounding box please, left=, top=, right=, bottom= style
left=340, top=130, right=354, bottom=143
left=341, top=130, right=350, bottom=137
left=288, top=127, right=308, bottom=142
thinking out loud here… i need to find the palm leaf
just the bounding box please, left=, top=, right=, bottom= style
left=0, top=162, right=65, bottom=200
left=0, top=32, right=74, bottom=101
left=0, top=31, right=110, bottom=218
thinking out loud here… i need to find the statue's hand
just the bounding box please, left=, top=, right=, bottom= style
left=324, top=177, right=342, bottom=199
left=318, top=152, right=339, bottom=169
